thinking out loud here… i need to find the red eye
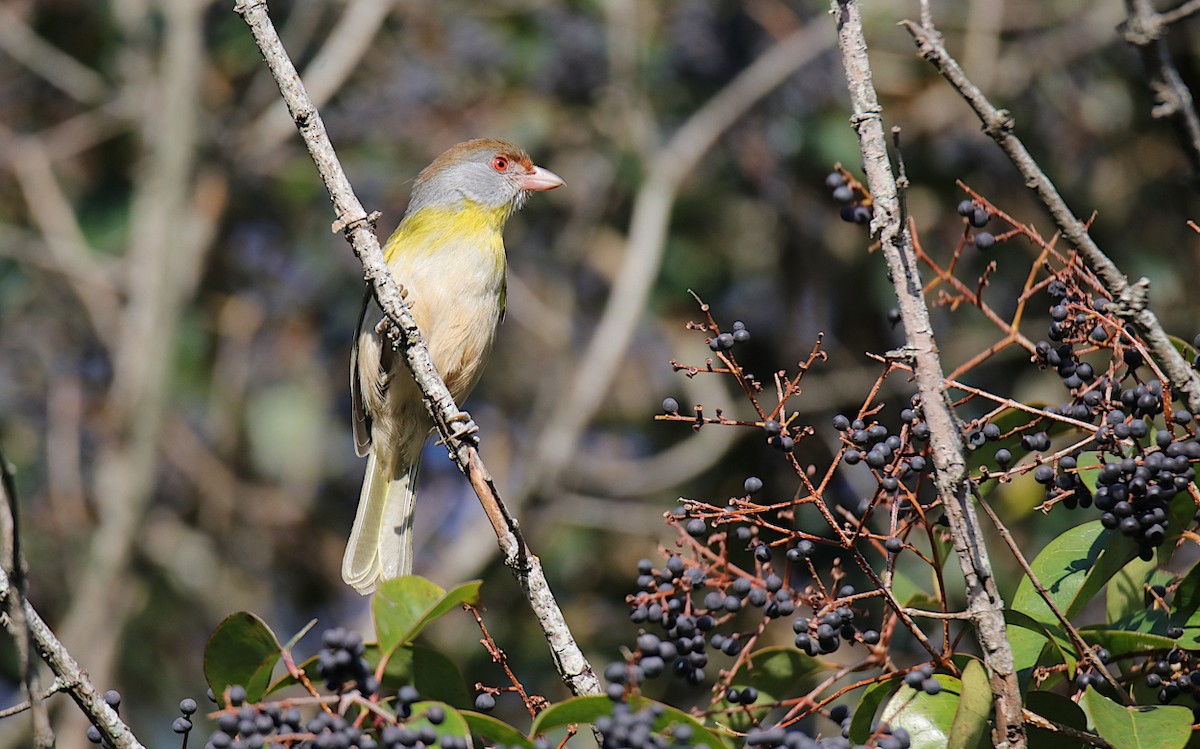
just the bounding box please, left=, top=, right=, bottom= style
left=492, top=156, right=509, bottom=172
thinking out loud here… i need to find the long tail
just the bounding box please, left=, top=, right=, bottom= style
left=341, top=447, right=421, bottom=595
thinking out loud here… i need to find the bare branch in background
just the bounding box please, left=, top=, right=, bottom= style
left=233, top=0, right=602, bottom=699
left=1121, top=0, right=1200, bottom=178
left=831, top=2, right=1024, bottom=746
left=904, top=13, right=1200, bottom=416
left=0, top=6, right=109, bottom=105
left=523, top=21, right=835, bottom=502
left=243, top=0, right=395, bottom=154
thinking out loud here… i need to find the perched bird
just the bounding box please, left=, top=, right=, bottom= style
left=344, top=139, right=563, bottom=595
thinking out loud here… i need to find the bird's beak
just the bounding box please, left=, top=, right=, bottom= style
left=520, top=165, right=565, bottom=192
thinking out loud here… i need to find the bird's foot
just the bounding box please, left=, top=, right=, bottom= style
left=439, top=411, right=480, bottom=446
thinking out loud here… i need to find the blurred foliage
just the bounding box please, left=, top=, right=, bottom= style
left=2, top=0, right=1200, bottom=744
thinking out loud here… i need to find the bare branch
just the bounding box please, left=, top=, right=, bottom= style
left=232, top=0, right=601, bottom=698
left=903, top=17, right=1200, bottom=415
left=832, top=2, right=1024, bottom=746
left=1121, top=0, right=1200, bottom=178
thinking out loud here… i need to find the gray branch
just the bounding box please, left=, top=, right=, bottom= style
left=232, top=0, right=601, bottom=698
left=831, top=2, right=1025, bottom=746
left=903, top=16, right=1200, bottom=414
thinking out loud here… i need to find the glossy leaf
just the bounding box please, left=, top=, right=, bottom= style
left=461, top=711, right=533, bottom=749
left=947, top=660, right=990, bottom=749
left=373, top=577, right=460, bottom=653
left=1010, top=521, right=1136, bottom=680
left=1107, top=554, right=1157, bottom=624
left=1005, top=609, right=1075, bottom=677
left=367, top=642, right=471, bottom=709
left=848, top=679, right=897, bottom=744
left=204, top=611, right=281, bottom=703
left=408, top=702, right=472, bottom=749
left=1083, top=687, right=1191, bottom=749
left=1025, top=691, right=1088, bottom=749
left=878, top=674, right=963, bottom=749
left=1173, top=562, right=1200, bottom=622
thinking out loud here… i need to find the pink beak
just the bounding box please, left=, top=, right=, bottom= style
left=519, top=165, right=565, bottom=192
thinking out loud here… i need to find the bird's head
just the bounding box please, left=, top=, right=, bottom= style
left=406, top=139, right=563, bottom=220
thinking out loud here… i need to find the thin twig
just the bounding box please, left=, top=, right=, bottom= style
left=973, top=491, right=1128, bottom=701
left=833, top=2, right=1024, bottom=746
left=232, top=0, right=601, bottom=699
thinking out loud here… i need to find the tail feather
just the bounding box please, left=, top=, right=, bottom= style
left=342, top=449, right=421, bottom=595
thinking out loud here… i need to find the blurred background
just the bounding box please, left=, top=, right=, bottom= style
left=2, top=0, right=1200, bottom=745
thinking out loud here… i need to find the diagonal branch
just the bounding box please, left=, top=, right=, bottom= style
left=903, top=14, right=1200, bottom=415
left=831, top=2, right=1024, bottom=746
left=232, top=0, right=601, bottom=699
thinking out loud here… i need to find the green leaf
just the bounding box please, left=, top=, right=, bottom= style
left=1005, top=609, right=1076, bottom=677
left=367, top=643, right=471, bottom=709
left=1080, top=625, right=1178, bottom=655
left=739, top=647, right=832, bottom=695
left=531, top=696, right=728, bottom=749
left=947, top=660, right=990, bottom=749
left=372, top=577, right=449, bottom=653
left=409, top=702, right=472, bottom=749
left=1174, top=562, right=1200, bottom=622
left=1083, top=687, right=1191, bottom=749
left=848, top=679, right=897, bottom=744
left=461, top=711, right=533, bottom=749
left=1107, top=554, right=1157, bottom=624
left=204, top=612, right=282, bottom=703
left=1168, top=335, right=1198, bottom=363
left=1010, top=521, right=1136, bottom=681
left=1026, top=691, right=1088, bottom=749
left=878, top=674, right=962, bottom=749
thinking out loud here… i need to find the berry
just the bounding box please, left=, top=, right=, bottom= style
left=974, top=231, right=995, bottom=249
left=744, top=476, right=763, bottom=494
left=172, top=717, right=192, bottom=734
left=662, top=397, right=680, bottom=414
left=884, top=537, right=903, bottom=553
left=956, top=199, right=975, bottom=217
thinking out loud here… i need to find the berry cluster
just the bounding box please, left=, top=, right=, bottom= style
left=1014, top=281, right=1200, bottom=556
left=826, top=171, right=871, bottom=225
left=708, top=320, right=751, bottom=352
left=1072, top=648, right=1112, bottom=692
left=203, top=686, right=310, bottom=749
left=596, top=700, right=696, bottom=749
left=901, top=664, right=941, bottom=696
left=826, top=705, right=911, bottom=749
left=791, top=599, right=880, bottom=658
left=1139, top=640, right=1200, bottom=718
left=741, top=706, right=911, bottom=749
left=318, top=626, right=379, bottom=696
left=955, top=199, right=994, bottom=249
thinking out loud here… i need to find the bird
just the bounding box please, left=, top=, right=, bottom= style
left=343, top=139, right=563, bottom=595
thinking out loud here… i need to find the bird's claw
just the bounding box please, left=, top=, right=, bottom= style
left=439, top=411, right=480, bottom=446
